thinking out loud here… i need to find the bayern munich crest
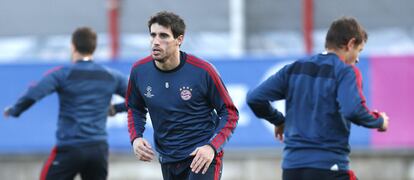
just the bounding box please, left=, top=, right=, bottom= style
left=179, top=86, right=192, bottom=101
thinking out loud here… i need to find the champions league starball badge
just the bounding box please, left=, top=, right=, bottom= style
left=179, top=86, right=192, bottom=100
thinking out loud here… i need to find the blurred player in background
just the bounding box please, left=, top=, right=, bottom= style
left=246, top=17, right=389, bottom=180
left=126, top=11, right=239, bottom=180
left=3, top=27, right=128, bottom=180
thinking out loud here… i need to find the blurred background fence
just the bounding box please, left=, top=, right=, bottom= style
left=1, top=0, right=414, bottom=179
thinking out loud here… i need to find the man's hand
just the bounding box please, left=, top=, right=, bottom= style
left=378, top=112, right=389, bottom=132
left=3, top=107, right=11, bottom=118
left=189, top=145, right=215, bottom=174
left=108, top=104, right=117, bottom=117
left=132, top=138, right=155, bottom=162
left=274, top=124, right=284, bottom=142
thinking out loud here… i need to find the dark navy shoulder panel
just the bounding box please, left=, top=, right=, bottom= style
left=288, top=61, right=335, bottom=79
left=67, top=70, right=114, bottom=81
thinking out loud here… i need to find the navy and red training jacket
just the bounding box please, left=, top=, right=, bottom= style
left=247, top=52, right=384, bottom=171
left=8, top=60, right=128, bottom=146
left=126, top=51, right=239, bottom=163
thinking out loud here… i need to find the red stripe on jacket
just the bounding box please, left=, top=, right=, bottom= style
left=351, top=65, right=380, bottom=119
left=43, top=66, right=63, bottom=76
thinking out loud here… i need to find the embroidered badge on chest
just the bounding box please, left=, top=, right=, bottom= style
left=144, top=86, right=154, bottom=98
left=179, top=86, right=192, bottom=101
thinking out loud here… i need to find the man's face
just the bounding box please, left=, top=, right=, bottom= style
left=150, top=23, right=181, bottom=62
left=345, top=41, right=365, bottom=65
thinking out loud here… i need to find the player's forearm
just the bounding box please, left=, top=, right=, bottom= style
left=8, top=97, right=36, bottom=117
left=209, top=105, right=239, bottom=153
left=350, top=108, right=384, bottom=129
left=114, top=103, right=127, bottom=113
left=127, top=108, right=147, bottom=143
left=247, top=97, right=284, bottom=126
left=209, top=125, right=236, bottom=153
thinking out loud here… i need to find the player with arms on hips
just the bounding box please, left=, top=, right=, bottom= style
left=126, top=11, right=239, bottom=180
left=3, top=27, right=128, bottom=180
left=246, top=17, right=389, bottom=180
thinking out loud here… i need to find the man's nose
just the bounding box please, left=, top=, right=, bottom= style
left=152, top=36, right=161, bottom=45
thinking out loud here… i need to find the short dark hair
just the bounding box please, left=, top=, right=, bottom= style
left=148, top=11, right=186, bottom=39
left=325, top=17, right=368, bottom=49
left=71, top=27, right=97, bottom=55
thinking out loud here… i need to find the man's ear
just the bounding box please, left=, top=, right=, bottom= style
left=346, top=38, right=356, bottom=51
left=176, top=35, right=184, bottom=46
